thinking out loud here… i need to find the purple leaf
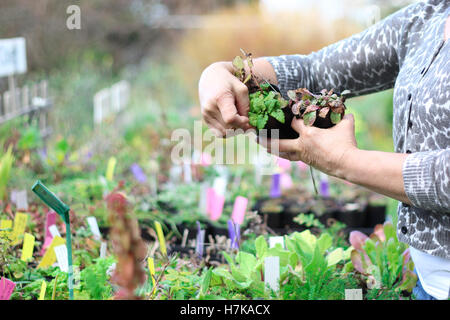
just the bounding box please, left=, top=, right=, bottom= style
left=349, top=231, right=368, bottom=251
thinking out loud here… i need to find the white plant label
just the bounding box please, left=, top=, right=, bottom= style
left=100, top=241, right=107, bottom=258
left=54, top=245, right=69, bottom=272
left=0, top=37, right=27, bottom=77
left=14, top=190, right=28, bottom=211
left=264, top=256, right=280, bottom=293
left=269, top=236, right=285, bottom=249
left=195, top=230, right=205, bottom=257
left=183, top=162, right=192, bottom=183
left=345, top=289, right=363, bottom=300
left=87, top=216, right=101, bottom=240
left=49, top=225, right=61, bottom=238
left=198, top=182, right=208, bottom=215
left=213, top=177, right=227, bottom=197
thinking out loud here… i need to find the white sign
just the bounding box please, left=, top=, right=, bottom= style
left=100, top=241, right=107, bottom=258
left=87, top=216, right=101, bottom=240
left=345, top=289, right=363, bottom=300
left=11, top=189, right=28, bottom=211
left=0, top=38, right=27, bottom=77
left=54, top=245, right=69, bottom=272
left=264, top=256, right=280, bottom=293
left=269, top=236, right=285, bottom=249
left=49, top=225, right=61, bottom=238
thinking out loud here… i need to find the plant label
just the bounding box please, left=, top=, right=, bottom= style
left=264, top=256, right=280, bottom=293
left=38, top=236, right=65, bottom=268
left=11, top=212, right=28, bottom=245
left=183, top=162, right=192, bottom=183
left=198, top=182, right=208, bottom=215
left=154, top=221, right=167, bottom=256
left=100, top=241, right=107, bottom=258
left=195, top=229, right=205, bottom=258
left=0, top=277, right=16, bottom=300
left=269, top=236, right=285, bottom=249
left=11, top=189, right=28, bottom=211
left=206, top=188, right=215, bottom=215
left=106, top=157, right=117, bottom=182
left=213, top=176, right=227, bottom=197
left=49, top=224, right=61, bottom=238
left=87, top=216, right=101, bottom=240
left=169, top=165, right=182, bottom=185
left=345, top=289, right=363, bottom=300
left=270, top=173, right=281, bottom=198
left=0, top=219, right=12, bottom=239
left=209, top=193, right=225, bottom=221
left=297, top=161, right=308, bottom=171
left=280, top=172, right=293, bottom=190
left=147, top=257, right=156, bottom=287
left=319, top=172, right=330, bottom=197
left=41, top=211, right=57, bottom=254
left=54, top=244, right=69, bottom=272
left=277, top=157, right=291, bottom=171
left=21, top=233, right=35, bottom=262
left=38, top=280, right=47, bottom=300
left=231, top=196, right=248, bottom=225
left=200, top=152, right=212, bottom=166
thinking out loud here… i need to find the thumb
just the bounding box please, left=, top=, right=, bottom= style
left=336, top=113, right=355, bottom=130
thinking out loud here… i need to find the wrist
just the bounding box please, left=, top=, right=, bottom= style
left=334, top=147, right=361, bottom=181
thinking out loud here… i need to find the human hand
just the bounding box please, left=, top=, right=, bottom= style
left=260, top=114, right=358, bottom=178
left=198, top=61, right=252, bottom=137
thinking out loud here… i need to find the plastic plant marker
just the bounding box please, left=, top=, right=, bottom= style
left=345, top=289, right=363, bottom=300
left=269, top=236, right=285, bottom=249
left=38, top=280, right=47, bottom=300
left=213, top=177, right=227, bottom=197
left=54, top=244, right=69, bottom=272
left=100, top=241, right=107, bottom=258
left=181, top=229, right=189, bottom=247
left=206, top=188, right=215, bottom=215
left=32, top=180, right=74, bottom=300
left=21, top=233, right=35, bottom=262
left=105, top=157, right=117, bottom=182
left=130, top=163, right=147, bottom=183
left=227, top=220, right=235, bottom=247
left=199, top=183, right=208, bottom=215
left=86, top=216, right=101, bottom=240
left=147, top=257, right=156, bottom=287
left=14, top=189, right=28, bottom=211
left=280, top=172, right=293, bottom=190
left=41, top=211, right=57, bottom=255
left=200, top=152, right=212, bottom=166
left=319, top=173, right=330, bottom=198
left=209, top=193, right=225, bottom=221
left=297, top=161, right=308, bottom=171
left=183, top=162, right=192, bottom=183
left=195, top=222, right=205, bottom=258
left=0, top=219, right=12, bottom=240
left=0, top=277, right=15, bottom=300
left=154, top=221, right=167, bottom=256
left=38, top=236, right=65, bottom=268
left=49, top=224, right=61, bottom=238
left=270, top=173, right=281, bottom=198
left=231, top=196, right=248, bottom=225
left=264, top=256, right=280, bottom=293
left=11, top=212, right=28, bottom=245
left=277, top=157, right=291, bottom=171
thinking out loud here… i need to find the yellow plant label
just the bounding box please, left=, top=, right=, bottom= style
left=0, top=220, right=12, bottom=240
left=11, top=212, right=28, bottom=245
left=106, top=157, right=117, bottom=182
left=21, top=233, right=35, bottom=262
left=154, top=221, right=167, bottom=256
left=38, top=236, right=65, bottom=268
left=38, top=280, right=47, bottom=300
left=147, top=257, right=156, bottom=287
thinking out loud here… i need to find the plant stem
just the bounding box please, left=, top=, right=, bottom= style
left=309, top=166, right=318, bottom=195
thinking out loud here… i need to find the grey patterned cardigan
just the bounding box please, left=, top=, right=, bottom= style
left=266, top=0, right=450, bottom=259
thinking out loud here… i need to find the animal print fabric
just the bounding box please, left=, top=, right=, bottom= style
left=266, top=0, right=450, bottom=258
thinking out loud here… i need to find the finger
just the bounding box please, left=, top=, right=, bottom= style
left=216, top=92, right=250, bottom=130
left=258, top=137, right=299, bottom=153
left=232, top=82, right=250, bottom=117
left=291, top=116, right=308, bottom=134
left=204, top=114, right=226, bottom=137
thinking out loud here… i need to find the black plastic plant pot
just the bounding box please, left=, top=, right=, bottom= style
left=260, top=107, right=299, bottom=139
left=365, top=205, right=386, bottom=228
left=335, top=204, right=366, bottom=228
left=264, top=212, right=283, bottom=228
left=316, top=210, right=337, bottom=226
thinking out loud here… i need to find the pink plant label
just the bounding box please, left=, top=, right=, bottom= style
left=200, top=152, right=212, bottom=166
left=277, top=157, right=291, bottom=171
left=297, top=161, right=308, bottom=171
left=209, top=193, right=225, bottom=221
left=206, top=188, right=216, bottom=215
left=280, top=172, right=293, bottom=190
left=0, top=277, right=15, bottom=300
left=231, top=196, right=248, bottom=225
left=41, top=211, right=57, bottom=255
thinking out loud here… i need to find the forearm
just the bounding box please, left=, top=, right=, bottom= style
left=337, top=149, right=411, bottom=204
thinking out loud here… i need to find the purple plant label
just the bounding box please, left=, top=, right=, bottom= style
left=195, top=222, right=205, bottom=258
left=227, top=219, right=235, bottom=245
left=270, top=173, right=281, bottom=198
left=231, top=196, right=248, bottom=225
left=319, top=175, right=330, bottom=197
left=0, top=277, right=15, bottom=300
left=130, top=163, right=147, bottom=183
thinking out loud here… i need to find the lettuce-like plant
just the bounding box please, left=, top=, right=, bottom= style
left=349, top=222, right=417, bottom=295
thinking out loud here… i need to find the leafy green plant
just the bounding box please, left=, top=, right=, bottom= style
left=79, top=257, right=115, bottom=300
left=294, top=213, right=324, bottom=229
left=349, top=222, right=417, bottom=298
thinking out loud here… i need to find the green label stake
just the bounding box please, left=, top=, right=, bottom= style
left=32, top=180, right=74, bottom=300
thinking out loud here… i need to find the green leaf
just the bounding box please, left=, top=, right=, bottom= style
left=270, top=109, right=285, bottom=124
left=260, top=83, right=270, bottom=91
left=330, top=111, right=341, bottom=124
left=243, top=73, right=252, bottom=84
left=264, top=99, right=277, bottom=113
left=256, top=114, right=268, bottom=130
left=317, top=233, right=332, bottom=254
left=232, top=56, right=244, bottom=70
left=287, top=90, right=297, bottom=100
left=303, top=111, right=316, bottom=126
left=248, top=112, right=258, bottom=127
left=255, top=236, right=268, bottom=259
left=327, top=248, right=344, bottom=267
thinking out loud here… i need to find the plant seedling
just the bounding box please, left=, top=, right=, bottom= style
left=31, top=180, right=74, bottom=300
